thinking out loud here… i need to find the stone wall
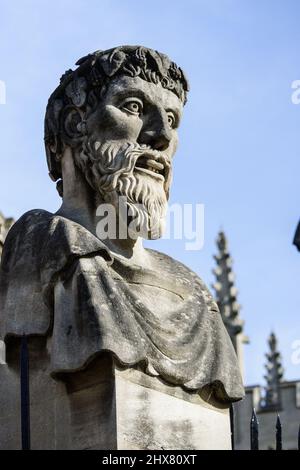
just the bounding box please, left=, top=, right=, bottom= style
left=234, top=381, right=300, bottom=449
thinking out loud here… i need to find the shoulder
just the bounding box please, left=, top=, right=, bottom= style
left=2, top=209, right=54, bottom=255
left=146, top=248, right=218, bottom=310
left=146, top=247, right=202, bottom=279
left=5, top=209, right=55, bottom=240
left=0, top=209, right=56, bottom=272
left=12, top=208, right=55, bottom=225
left=2, top=208, right=112, bottom=270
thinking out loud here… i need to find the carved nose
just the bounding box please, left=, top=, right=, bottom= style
left=152, top=131, right=171, bottom=151
left=139, top=128, right=171, bottom=152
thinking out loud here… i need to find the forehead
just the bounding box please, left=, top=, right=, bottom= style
left=102, top=75, right=184, bottom=115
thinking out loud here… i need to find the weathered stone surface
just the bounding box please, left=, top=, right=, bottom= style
left=115, top=366, right=231, bottom=450
left=0, top=46, right=244, bottom=449
left=0, top=365, right=20, bottom=449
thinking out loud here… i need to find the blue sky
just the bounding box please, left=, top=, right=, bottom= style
left=0, top=0, right=299, bottom=386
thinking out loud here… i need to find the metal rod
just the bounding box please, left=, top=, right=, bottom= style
left=276, top=415, right=282, bottom=450
left=230, top=404, right=235, bottom=450
left=298, top=424, right=300, bottom=450
left=20, top=335, right=30, bottom=450
left=250, top=408, right=259, bottom=450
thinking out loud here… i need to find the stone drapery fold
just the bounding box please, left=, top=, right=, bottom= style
left=0, top=210, right=244, bottom=403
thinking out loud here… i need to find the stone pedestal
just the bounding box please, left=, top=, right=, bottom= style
left=0, top=337, right=231, bottom=450
left=115, top=367, right=231, bottom=450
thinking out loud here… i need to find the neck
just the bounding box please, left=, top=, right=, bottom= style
left=56, top=147, right=149, bottom=265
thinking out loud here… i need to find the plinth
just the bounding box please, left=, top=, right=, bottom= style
left=0, top=337, right=231, bottom=449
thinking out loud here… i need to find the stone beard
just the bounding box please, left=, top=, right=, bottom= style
left=76, top=139, right=171, bottom=239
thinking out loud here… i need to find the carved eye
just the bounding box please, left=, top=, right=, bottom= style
left=167, top=111, right=176, bottom=129
left=121, top=99, right=143, bottom=116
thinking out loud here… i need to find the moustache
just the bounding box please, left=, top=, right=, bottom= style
left=89, top=141, right=172, bottom=195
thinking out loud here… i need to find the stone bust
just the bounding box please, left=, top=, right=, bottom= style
left=0, top=46, right=244, bottom=403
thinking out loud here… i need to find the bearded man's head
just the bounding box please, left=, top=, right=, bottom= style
left=44, top=46, right=189, bottom=239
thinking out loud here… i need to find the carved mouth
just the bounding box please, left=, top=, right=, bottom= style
left=135, top=155, right=166, bottom=181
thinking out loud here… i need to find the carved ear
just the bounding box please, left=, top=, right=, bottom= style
left=62, top=106, right=85, bottom=144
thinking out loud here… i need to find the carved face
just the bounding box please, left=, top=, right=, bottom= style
left=74, top=75, right=183, bottom=239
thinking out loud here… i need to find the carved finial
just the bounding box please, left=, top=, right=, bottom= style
left=212, top=231, right=246, bottom=347
left=276, top=414, right=282, bottom=450
left=260, top=332, right=284, bottom=411
left=250, top=408, right=259, bottom=450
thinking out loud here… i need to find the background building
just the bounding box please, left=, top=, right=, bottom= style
left=212, top=231, right=300, bottom=450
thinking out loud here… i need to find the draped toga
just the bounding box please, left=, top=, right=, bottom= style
left=0, top=210, right=244, bottom=402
